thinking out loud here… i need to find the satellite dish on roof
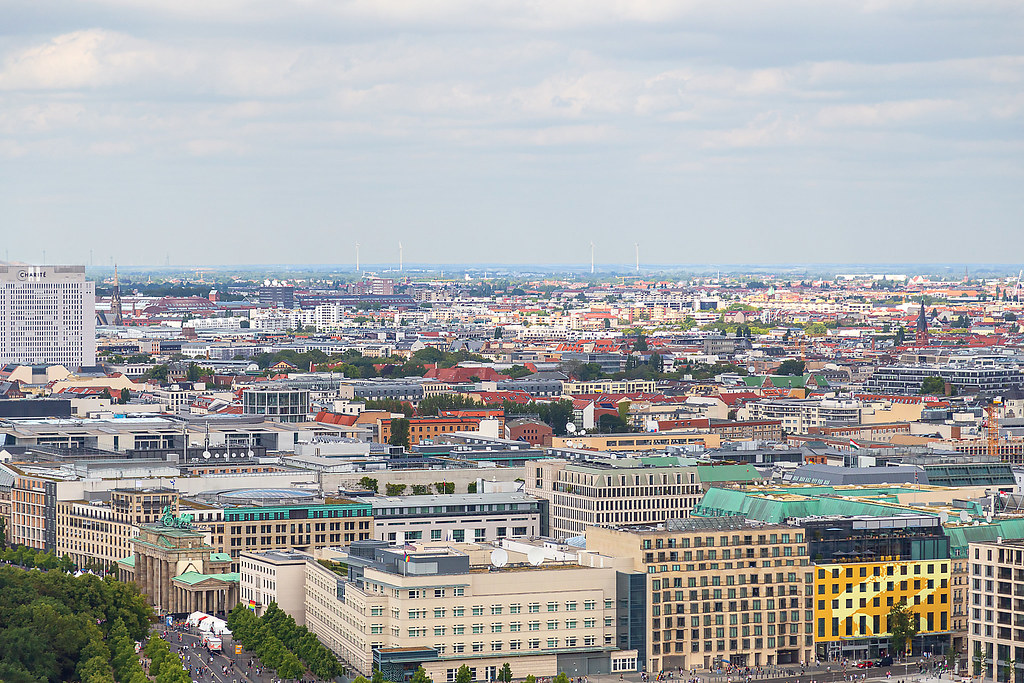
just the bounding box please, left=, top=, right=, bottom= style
left=203, top=450, right=211, bottom=459
left=490, top=549, right=509, bottom=568
left=959, top=511, right=972, bottom=524
left=566, top=423, right=577, bottom=434
left=985, top=513, right=992, bottom=523
left=527, top=548, right=545, bottom=566
left=938, top=511, right=948, bottom=524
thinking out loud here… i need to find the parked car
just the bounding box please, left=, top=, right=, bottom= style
left=875, top=657, right=893, bottom=667
left=856, top=661, right=874, bottom=669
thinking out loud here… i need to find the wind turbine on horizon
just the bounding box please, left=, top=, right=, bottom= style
left=590, top=242, right=595, bottom=275
left=355, top=243, right=360, bottom=273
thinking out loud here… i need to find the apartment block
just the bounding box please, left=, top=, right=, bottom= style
left=742, top=399, right=861, bottom=434
left=584, top=519, right=814, bottom=673
left=561, top=379, right=656, bottom=395
left=379, top=416, right=485, bottom=445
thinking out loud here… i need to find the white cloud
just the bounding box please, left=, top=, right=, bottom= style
left=0, top=0, right=1022, bottom=263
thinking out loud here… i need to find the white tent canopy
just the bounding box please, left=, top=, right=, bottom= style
left=187, top=612, right=231, bottom=636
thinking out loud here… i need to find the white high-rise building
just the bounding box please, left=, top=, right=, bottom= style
left=0, top=265, right=96, bottom=368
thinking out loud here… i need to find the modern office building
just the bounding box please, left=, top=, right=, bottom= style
left=584, top=518, right=814, bottom=672
left=305, top=540, right=631, bottom=681
left=241, top=387, right=311, bottom=423
left=967, top=539, right=1024, bottom=683
left=0, top=264, right=95, bottom=368
left=258, top=285, right=295, bottom=309
left=370, top=493, right=547, bottom=544
left=805, top=515, right=951, bottom=661
left=525, top=458, right=760, bottom=542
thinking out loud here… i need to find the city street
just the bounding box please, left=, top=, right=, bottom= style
left=156, top=625, right=285, bottom=683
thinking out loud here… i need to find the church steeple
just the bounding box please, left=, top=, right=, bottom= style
left=915, top=301, right=928, bottom=345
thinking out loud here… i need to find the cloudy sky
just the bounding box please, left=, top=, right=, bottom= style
left=2, top=1, right=1023, bottom=266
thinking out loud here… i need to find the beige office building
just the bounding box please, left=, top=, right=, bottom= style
left=525, top=459, right=706, bottom=542
left=967, top=540, right=1024, bottom=683
left=584, top=519, right=814, bottom=673
left=305, top=541, right=636, bottom=682
left=240, top=549, right=310, bottom=625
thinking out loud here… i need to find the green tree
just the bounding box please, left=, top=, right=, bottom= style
left=526, top=675, right=537, bottom=683
left=456, top=665, right=473, bottom=683
left=101, top=388, right=114, bottom=402
left=434, top=482, right=455, bottom=494
left=554, top=673, right=570, bottom=683
left=467, top=481, right=477, bottom=494
left=598, top=413, right=630, bottom=434
left=411, top=484, right=431, bottom=495
left=504, top=365, right=532, bottom=379
left=359, top=476, right=379, bottom=493
left=498, top=662, right=513, bottom=683
left=919, top=376, right=946, bottom=395
left=119, top=388, right=131, bottom=404
left=887, top=599, right=917, bottom=656
left=633, top=334, right=648, bottom=352
left=776, top=359, right=806, bottom=376
left=894, top=326, right=907, bottom=344
left=385, top=483, right=407, bottom=496
left=417, top=394, right=481, bottom=416
left=145, top=364, right=170, bottom=382
left=412, top=665, right=434, bottom=683
left=388, top=418, right=411, bottom=447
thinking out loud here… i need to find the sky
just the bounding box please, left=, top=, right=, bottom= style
left=2, top=0, right=1023, bottom=267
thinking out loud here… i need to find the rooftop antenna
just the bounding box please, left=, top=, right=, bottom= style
left=635, top=243, right=640, bottom=274
left=355, top=243, right=360, bottom=273
left=590, top=241, right=595, bottom=275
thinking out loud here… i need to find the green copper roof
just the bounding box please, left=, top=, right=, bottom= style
left=172, top=571, right=240, bottom=586
left=945, top=519, right=1024, bottom=556
left=118, top=555, right=135, bottom=567
left=210, top=552, right=232, bottom=563
left=693, top=488, right=939, bottom=524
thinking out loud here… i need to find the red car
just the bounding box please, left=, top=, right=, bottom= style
left=856, top=661, right=874, bottom=669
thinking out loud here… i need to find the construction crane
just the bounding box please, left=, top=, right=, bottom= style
left=985, top=396, right=1003, bottom=458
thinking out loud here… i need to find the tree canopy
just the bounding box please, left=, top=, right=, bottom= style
left=228, top=601, right=342, bottom=680
left=0, top=565, right=152, bottom=682
left=888, top=599, right=918, bottom=655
